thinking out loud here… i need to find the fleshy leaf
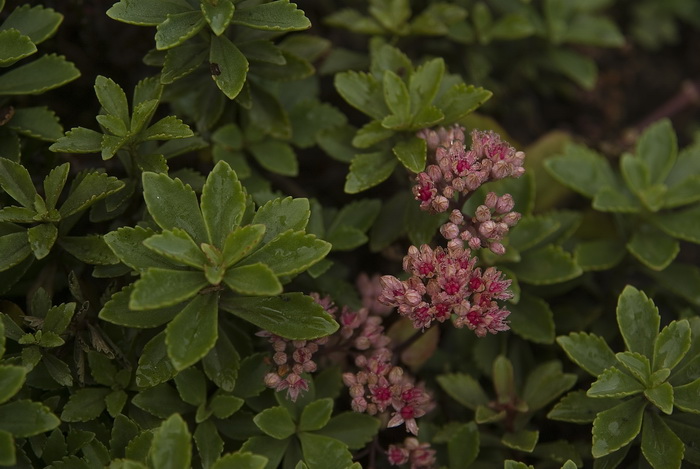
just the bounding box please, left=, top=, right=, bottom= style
left=238, top=230, right=330, bottom=277
left=436, top=373, right=489, bottom=410
left=547, top=390, right=618, bottom=423
left=345, top=151, right=397, bottom=194
left=587, top=367, right=645, bottom=398
left=223, top=263, right=282, bottom=296
left=592, top=396, right=646, bottom=458
left=0, top=54, right=79, bottom=95
left=641, top=412, right=684, bottom=469
left=0, top=400, right=60, bottom=437
left=522, top=361, right=577, bottom=411
left=222, top=224, right=266, bottom=268
left=509, top=245, right=582, bottom=285
left=130, top=268, right=207, bottom=310
left=392, top=136, right=426, bottom=173
left=210, top=34, right=249, bottom=100
left=151, top=414, right=192, bottom=469
left=202, top=329, right=240, bottom=392
left=155, top=10, right=205, bottom=50
left=1, top=4, right=63, bottom=45
left=59, top=171, right=124, bottom=217
left=231, top=1, right=311, bottom=31
left=637, top=119, right=677, bottom=184
left=674, top=378, right=700, bottom=413
left=0, top=365, right=26, bottom=405
left=436, top=83, right=491, bottom=123
left=653, top=319, right=691, bottom=372
left=448, top=422, right=479, bottom=468
left=556, top=332, right=617, bottom=376
left=104, top=226, right=176, bottom=271
left=626, top=223, right=679, bottom=271
left=50, top=127, right=103, bottom=153
left=166, top=292, right=219, bottom=370
left=220, top=293, right=338, bottom=340
left=315, top=412, right=380, bottom=450
left=298, top=398, right=333, bottom=432
left=253, top=406, right=295, bottom=439
left=508, top=293, right=555, bottom=344
left=644, top=382, right=674, bottom=414
left=334, top=71, right=388, bottom=121
left=252, top=197, right=309, bottom=244
left=201, top=0, right=234, bottom=36
left=0, top=29, right=35, bottom=67
left=298, top=432, right=354, bottom=469
left=201, top=160, right=246, bottom=247
left=0, top=158, right=38, bottom=208
left=616, top=285, right=659, bottom=359
left=94, top=75, right=130, bottom=126
left=7, top=106, right=64, bottom=141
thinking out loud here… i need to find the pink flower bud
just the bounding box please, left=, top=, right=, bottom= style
left=484, top=191, right=498, bottom=209
left=490, top=242, right=506, bottom=255
left=468, top=237, right=482, bottom=249
left=475, top=205, right=491, bottom=222
left=440, top=222, right=460, bottom=239
left=273, top=352, right=287, bottom=365
left=449, top=209, right=464, bottom=225
left=264, top=372, right=281, bottom=387
left=432, top=196, right=449, bottom=213
left=478, top=220, right=497, bottom=238
left=503, top=211, right=521, bottom=226
left=496, top=194, right=515, bottom=213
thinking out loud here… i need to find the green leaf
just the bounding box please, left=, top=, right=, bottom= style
left=588, top=367, right=645, bottom=398
left=409, top=58, right=444, bottom=115
left=0, top=400, right=59, bottom=437
left=248, top=140, right=298, bottom=176
left=161, top=41, right=208, bottom=84
left=547, top=48, right=597, bottom=90
left=151, top=414, right=192, bottom=469
left=574, top=239, right=626, bottom=271
left=166, top=292, right=219, bottom=370
left=0, top=232, right=31, bottom=272
left=143, top=229, right=207, bottom=268
left=593, top=186, right=642, bottom=213
left=509, top=245, right=582, bottom=285
left=174, top=367, right=207, bottom=406
left=254, top=406, right=295, bottom=439
left=0, top=54, right=79, bottom=95
left=334, top=71, right=388, bottom=120
left=240, top=437, right=288, bottom=469
left=141, top=116, right=193, bottom=140
left=674, top=378, right=700, bottom=413
left=60, top=388, right=110, bottom=422
left=253, top=197, right=309, bottom=244
left=222, top=224, right=266, bottom=268
left=352, top=120, right=394, bottom=149
left=107, top=0, right=192, bottom=26
left=27, top=223, right=57, bottom=259
left=522, top=361, right=577, bottom=411
left=591, top=396, right=645, bottom=458
left=502, top=430, right=539, bottom=452
left=1, top=4, right=63, bottom=45
left=616, top=285, right=659, bottom=359
left=211, top=452, right=268, bottom=469
left=508, top=292, right=555, bottom=344
left=129, top=99, right=159, bottom=136
left=556, top=332, right=617, bottom=376
left=201, top=160, right=246, bottom=247
left=299, top=398, right=333, bottom=432
left=641, top=412, right=684, bottom=469
left=239, top=230, right=330, bottom=277
left=232, top=1, right=310, bottom=31
left=202, top=329, right=240, bottom=392
left=298, top=432, right=353, bottom=469
left=345, top=151, right=397, bottom=193
left=155, top=10, right=205, bottom=50
left=0, top=365, right=25, bottom=404
left=637, top=119, right=677, bottom=184
left=44, top=302, right=76, bottom=334
left=449, top=422, right=479, bottom=468
left=645, top=382, right=674, bottom=414
left=94, top=76, right=130, bottom=126
left=7, top=106, right=64, bottom=141
left=548, top=390, right=619, bottom=423
left=194, top=421, right=224, bottom=469
left=209, top=34, right=249, bottom=100
left=105, top=226, right=182, bottom=272
left=436, top=373, right=489, bottom=410
left=545, top=142, right=616, bottom=198
left=653, top=203, right=700, bottom=244
left=315, top=412, right=379, bottom=450
left=615, top=352, right=651, bottom=384
left=130, top=268, right=207, bottom=310
left=0, top=429, right=14, bottom=465
left=133, top=383, right=190, bottom=419
left=50, top=127, right=103, bottom=153
left=0, top=157, right=38, bottom=208
left=209, top=393, right=244, bottom=419
left=0, top=29, right=36, bottom=67
left=653, top=320, right=691, bottom=372
left=143, top=171, right=207, bottom=244
left=220, top=293, right=338, bottom=340
left=620, top=153, right=650, bottom=195
left=59, top=235, right=120, bottom=265
left=392, top=136, right=426, bottom=173
left=201, top=0, right=234, bottom=36
left=135, top=332, right=177, bottom=388
left=436, top=83, right=491, bottom=123
left=59, top=171, right=124, bottom=217
left=224, top=263, right=282, bottom=296
left=382, top=70, right=410, bottom=127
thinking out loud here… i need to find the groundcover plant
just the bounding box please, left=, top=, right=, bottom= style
left=0, top=0, right=699, bottom=468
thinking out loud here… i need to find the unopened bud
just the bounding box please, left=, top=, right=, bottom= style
left=502, top=211, right=521, bottom=226
left=484, top=192, right=498, bottom=209
left=273, top=352, right=287, bottom=365
left=496, top=194, right=514, bottom=213
left=449, top=209, right=464, bottom=225
left=440, top=222, right=460, bottom=240
left=490, top=242, right=506, bottom=255
left=479, top=220, right=497, bottom=238
left=475, top=205, right=491, bottom=222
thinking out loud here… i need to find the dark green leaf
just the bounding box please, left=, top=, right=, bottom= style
left=637, top=119, right=677, bottom=184
left=436, top=373, right=489, bottom=410
left=232, top=1, right=310, bottom=31
left=645, top=382, right=673, bottom=414
left=298, top=398, right=333, bottom=432
left=653, top=319, right=691, bottom=372
left=574, top=239, right=626, bottom=271
left=616, top=352, right=651, bottom=384
left=211, top=452, right=267, bottom=469
left=151, top=414, right=192, bottom=469
left=166, top=292, right=219, bottom=370
left=653, top=203, right=700, bottom=244
left=0, top=54, right=79, bottom=95
left=99, top=284, right=182, bottom=328
left=448, top=422, right=479, bottom=468
left=135, top=331, right=177, bottom=388
left=548, top=390, right=619, bottom=423
left=0, top=232, right=31, bottom=272
left=220, top=293, right=338, bottom=340
left=144, top=229, right=207, bottom=268
left=106, top=0, right=192, bottom=25
left=27, top=223, right=57, bottom=259
left=508, top=215, right=561, bottom=252
left=436, top=83, right=491, bottom=123
left=60, top=388, right=110, bottom=422
left=334, top=72, right=388, bottom=121
left=202, top=329, right=240, bottom=392
left=1, top=4, right=63, bottom=44
left=382, top=70, right=410, bottom=126
left=616, top=285, right=659, bottom=359
left=50, top=127, right=103, bottom=153
left=546, top=48, right=597, bottom=90
left=161, top=41, right=208, bottom=84
left=133, top=383, right=190, bottom=418
left=508, top=292, right=555, bottom=344
left=201, top=160, right=246, bottom=247
left=392, top=136, right=426, bottom=173
left=0, top=400, right=59, bottom=437
left=142, top=116, right=193, bottom=140
left=588, top=367, right=644, bottom=398
left=641, top=412, right=684, bottom=469
left=130, top=268, right=207, bottom=310
left=556, top=332, right=617, bottom=376
left=174, top=367, right=207, bottom=406
left=155, top=10, right=205, bottom=50
left=201, top=0, right=234, bottom=36
left=253, top=198, right=309, bottom=244
left=239, top=230, right=330, bottom=277
left=222, top=224, right=266, bottom=268
left=523, top=361, right=577, bottom=411
left=59, top=235, right=120, bottom=265
left=352, top=120, right=394, bottom=149
left=316, top=412, right=379, bottom=450
left=591, top=396, right=645, bottom=458
left=0, top=157, right=38, bottom=207
left=240, top=436, right=288, bottom=469
left=674, top=378, right=700, bottom=413
left=59, top=171, right=124, bottom=217
left=7, top=106, right=64, bottom=141
left=593, top=186, right=642, bottom=213
left=142, top=171, right=208, bottom=244
left=620, top=153, right=650, bottom=195
left=94, top=75, right=130, bottom=126
left=194, top=421, right=224, bottom=469
left=224, top=263, right=282, bottom=296
left=509, top=245, right=582, bottom=285
left=0, top=365, right=25, bottom=404
left=253, top=406, right=295, bottom=439
left=105, top=226, right=183, bottom=272
left=209, top=35, right=248, bottom=100
left=345, top=151, right=397, bottom=194
left=248, top=140, right=298, bottom=176
left=502, top=430, right=538, bottom=452
left=298, top=432, right=353, bottom=469
left=627, top=223, right=679, bottom=270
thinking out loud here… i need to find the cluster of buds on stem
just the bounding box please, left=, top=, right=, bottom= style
left=259, top=281, right=434, bottom=435
left=440, top=191, right=521, bottom=255
left=413, top=126, right=525, bottom=213
left=387, top=437, right=437, bottom=468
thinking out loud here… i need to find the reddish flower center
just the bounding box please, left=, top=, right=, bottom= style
left=443, top=279, right=460, bottom=295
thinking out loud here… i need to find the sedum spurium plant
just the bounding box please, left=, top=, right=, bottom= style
left=1, top=0, right=700, bottom=468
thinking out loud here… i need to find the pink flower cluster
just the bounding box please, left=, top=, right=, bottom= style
left=387, top=437, right=436, bottom=468
left=378, top=243, right=513, bottom=336
left=440, top=191, right=521, bottom=255
left=413, top=126, right=525, bottom=213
